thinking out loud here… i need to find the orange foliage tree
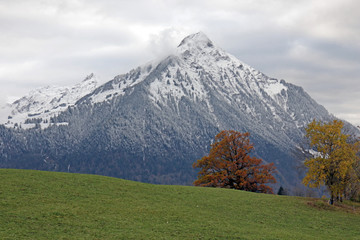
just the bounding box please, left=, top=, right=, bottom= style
left=193, top=130, right=277, bottom=193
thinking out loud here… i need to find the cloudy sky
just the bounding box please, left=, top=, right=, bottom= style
left=0, top=0, right=359, bottom=126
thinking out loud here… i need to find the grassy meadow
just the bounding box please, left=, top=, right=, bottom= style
left=0, top=169, right=359, bottom=239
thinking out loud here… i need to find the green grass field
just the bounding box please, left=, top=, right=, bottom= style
left=0, top=169, right=359, bottom=239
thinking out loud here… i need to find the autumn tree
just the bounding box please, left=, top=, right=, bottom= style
left=344, top=132, right=360, bottom=201
left=303, top=120, right=359, bottom=204
left=344, top=158, right=360, bottom=201
left=193, top=130, right=276, bottom=193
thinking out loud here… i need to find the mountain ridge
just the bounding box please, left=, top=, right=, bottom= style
left=0, top=32, right=357, bottom=190
left=0, top=73, right=99, bottom=129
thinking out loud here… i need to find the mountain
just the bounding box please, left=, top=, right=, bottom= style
left=0, top=32, right=357, bottom=190
left=0, top=73, right=99, bottom=129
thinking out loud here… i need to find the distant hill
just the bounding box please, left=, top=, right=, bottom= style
left=0, top=169, right=359, bottom=239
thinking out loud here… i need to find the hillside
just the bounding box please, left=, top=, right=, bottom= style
left=0, top=169, right=359, bottom=239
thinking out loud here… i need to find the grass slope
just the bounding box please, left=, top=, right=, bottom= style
left=0, top=169, right=359, bottom=239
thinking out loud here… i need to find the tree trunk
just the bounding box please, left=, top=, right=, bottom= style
left=329, top=193, right=334, bottom=205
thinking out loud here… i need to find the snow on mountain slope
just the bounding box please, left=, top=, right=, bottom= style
left=147, top=32, right=292, bottom=124
left=79, top=32, right=291, bottom=121
left=0, top=73, right=99, bottom=129
left=87, top=62, right=158, bottom=104
left=0, top=32, right=303, bottom=131
left=71, top=32, right=332, bottom=153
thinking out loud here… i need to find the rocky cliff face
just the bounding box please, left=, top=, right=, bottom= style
left=1, top=32, right=354, bottom=189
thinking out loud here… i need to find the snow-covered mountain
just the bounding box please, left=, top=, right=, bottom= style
left=0, top=73, right=98, bottom=129
left=1, top=32, right=357, bottom=190
left=74, top=32, right=332, bottom=152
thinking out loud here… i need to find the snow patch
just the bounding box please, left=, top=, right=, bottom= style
left=264, top=79, right=287, bottom=99
left=90, top=62, right=157, bottom=104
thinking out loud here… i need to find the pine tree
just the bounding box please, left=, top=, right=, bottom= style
left=277, top=186, right=287, bottom=195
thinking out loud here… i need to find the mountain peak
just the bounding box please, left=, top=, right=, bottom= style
left=177, top=32, right=214, bottom=49
left=176, top=32, right=229, bottom=63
